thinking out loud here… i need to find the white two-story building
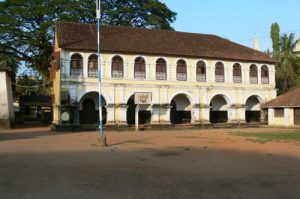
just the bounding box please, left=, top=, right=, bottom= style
left=50, top=21, right=277, bottom=130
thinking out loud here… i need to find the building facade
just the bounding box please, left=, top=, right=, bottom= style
left=50, top=22, right=277, bottom=130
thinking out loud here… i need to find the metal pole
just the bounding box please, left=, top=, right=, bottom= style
left=135, top=104, right=139, bottom=131
left=96, top=0, right=107, bottom=146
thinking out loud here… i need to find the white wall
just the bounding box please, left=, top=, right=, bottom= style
left=0, top=71, right=14, bottom=128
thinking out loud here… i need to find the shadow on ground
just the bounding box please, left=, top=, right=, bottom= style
left=0, top=147, right=299, bottom=199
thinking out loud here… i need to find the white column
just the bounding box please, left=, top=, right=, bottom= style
left=152, top=61, right=156, bottom=80
left=192, top=105, right=200, bottom=123
left=258, top=66, right=262, bottom=84
left=118, top=105, right=128, bottom=125
left=228, top=108, right=237, bottom=123
left=106, top=105, right=115, bottom=125
left=151, top=105, right=160, bottom=124
left=243, top=64, right=248, bottom=84
left=190, top=63, right=196, bottom=82
left=146, top=63, right=150, bottom=80
left=226, top=63, right=231, bottom=83
left=245, top=65, right=250, bottom=84
left=268, top=108, right=274, bottom=125
left=83, top=55, right=88, bottom=77
left=200, top=107, right=210, bottom=125
left=237, top=107, right=246, bottom=123
left=270, top=68, right=276, bottom=85
left=160, top=105, right=171, bottom=124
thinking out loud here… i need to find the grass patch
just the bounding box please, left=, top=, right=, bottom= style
left=234, top=131, right=300, bottom=143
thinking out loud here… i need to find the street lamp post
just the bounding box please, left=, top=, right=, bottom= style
left=96, top=0, right=107, bottom=146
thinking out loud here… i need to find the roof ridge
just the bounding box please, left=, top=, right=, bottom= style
left=55, top=21, right=217, bottom=37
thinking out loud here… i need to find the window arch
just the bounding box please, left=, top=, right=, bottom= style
left=249, top=64, right=258, bottom=84
left=88, top=54, right=98, bottom=77
left=233, top=63, right=242, bottom=83
left=176, top=59, right=187, bottom=81
left=261, top=65, right=269, bottom=84
left=156, top=58, right=167, bottom=80
left=70, top=53, right=83, bottom=76
left=134, top=57, right=146, bottom=79
left=111, top=56, right=124, bottom=78
left=196, top=60, right=206, bottom=82
left=215, top=62, right=224, bottom=82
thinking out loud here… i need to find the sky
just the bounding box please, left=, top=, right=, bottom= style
left=160, top=0, right=300, bottom=51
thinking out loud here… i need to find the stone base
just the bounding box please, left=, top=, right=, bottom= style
left=201, top=122, right=212, bottom=129
left=51, top=121, right=258, bottom=132
left=50, top=123, right=73, bottom=132
left=98, top=135, right=108, bottom=147
left=230, top=121, right=248, bottom=128
left=237, top=121, right=248, bottom=128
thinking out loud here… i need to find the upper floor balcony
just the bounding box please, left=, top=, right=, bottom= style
left=65, top=53, right=274, bottom=86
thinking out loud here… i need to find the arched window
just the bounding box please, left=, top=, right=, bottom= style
left=111, top=56, right=124, bottom=78
left=233, top=63, right=242, bottom=83
left=261, top=65, right=269, bottom=84
left=249, top=64, right=258, bottom=84
left=156, top=58, right=167, bottom=80
left=215, top=62, right=224, bottom=82
left=134, top=57, right=146, bottom=79
left=176, top=59, right=187, bottom=81
left=70, top=53, right=83, bottom=76
left=196, top=60, right=206, bottom=82
left=88, top=54, right=98, bottom=77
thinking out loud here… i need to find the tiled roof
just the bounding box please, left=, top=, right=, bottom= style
left=55, top=21, right=276, bottom=63
left=264, top=86, right=300, bottom=107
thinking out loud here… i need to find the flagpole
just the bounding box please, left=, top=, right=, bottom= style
left=96, top=0, right=107, bottom=146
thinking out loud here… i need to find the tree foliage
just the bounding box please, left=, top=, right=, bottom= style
left=274, top=33, right=300, bottom=93
left=271, top=22, right=280, bottom=57
left=0, top=0, right=176, bottom=78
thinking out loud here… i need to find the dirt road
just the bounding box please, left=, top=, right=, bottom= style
left=0, top=127, right=300, bottom=199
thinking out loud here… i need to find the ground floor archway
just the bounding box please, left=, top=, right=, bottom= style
left=79, top=92, right=107, bottom=125
left=126, top=95, right=151, bottom=126
left=170, top=94, right=191, bottom=124
left=245, top=96, right=261, bottom=123
left=210, top=95, right=228, bottom=123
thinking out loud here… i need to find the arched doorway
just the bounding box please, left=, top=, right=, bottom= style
left=170, top=94, right=191, bottom=124
left=210, top=95, right=228, bottom=123
left=126, top=95, right=151, bottom=126
left=245, top=96, right=261, bottom=123
left=79, top=92, right=107, bottom=125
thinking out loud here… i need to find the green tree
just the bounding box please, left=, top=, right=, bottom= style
left=271, top=22, right=280, bottom=57
left=274, top=33, right=300, bottom=93
left=0, top=0, right=176, bottom=78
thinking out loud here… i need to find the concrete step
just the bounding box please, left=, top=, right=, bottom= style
left=212, top=123, right=232, bottom=128
left=247, top=122, right=261, bottom=128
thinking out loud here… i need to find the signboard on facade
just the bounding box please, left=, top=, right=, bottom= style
left=134, top=92, right=152, bottom=105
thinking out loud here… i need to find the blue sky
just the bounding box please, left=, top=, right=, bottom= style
left=160, top=0, right=300, bottom=51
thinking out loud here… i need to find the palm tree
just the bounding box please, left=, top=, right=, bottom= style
left=274, top=33, right=300, bottom=92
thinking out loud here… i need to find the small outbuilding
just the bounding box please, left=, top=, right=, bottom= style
left=264, top=86, right=300, bottom=126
